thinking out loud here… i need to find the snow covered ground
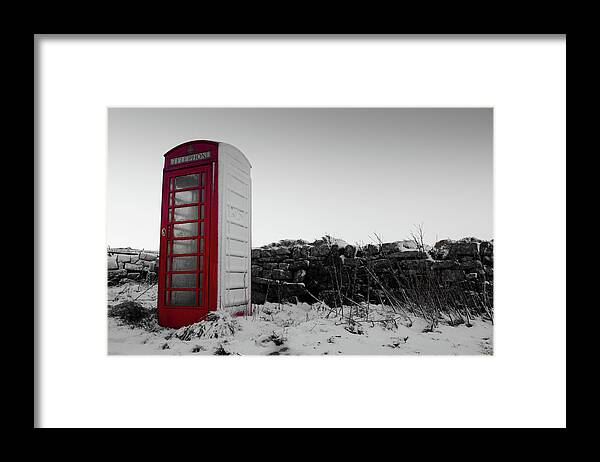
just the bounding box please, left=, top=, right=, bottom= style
left=107, top=282, right=493, bottom=356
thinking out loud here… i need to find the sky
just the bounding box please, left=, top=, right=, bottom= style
left=107, top=108, right=492, bottom=250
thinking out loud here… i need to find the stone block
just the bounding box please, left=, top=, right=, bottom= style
left=434, top=239, right=453, bottom=249
left=107, top=269, right=127, bottom=279
left=139, top=251, right=158, bottom=261
left=344, top=245, right=357, bottom=258
left=272, top=269, right=293, bottom=281
left=292, top=246, right=310, bottom=259
left=274, top=247, right=291, bottom=256
left=400, top=240, right=418, bottom=250
left=480, top=241, right=494, bottom=257
left=388, top=250, right=428, bottom=260
left=401, top=259, right=432, bottom=272
left=117, top=254, right=131, bottom=264
left=371, top=259, right=389, bottom=270
left=432, top=260, right=457, bottom=270
left=460, top=260, right=483, bottom=271
left=311, top=245, right=330, bottom=257
left=290, top=259, right=309, bottom=271
left=259, top=257, right=276, bottom=263
left=440, top=269, right=466, bottom=282
left=252, top=276, right=275, bottom=286
left=107, top=256, right=118, bottom=270
left=448, top=242, right=480, bottom=258
left=380, top=242, right=403, bottom=254
left=293, top=269, right=307, bottom=283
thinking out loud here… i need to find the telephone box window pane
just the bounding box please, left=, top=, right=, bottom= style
left=170, top=291, right=196, bottom=306
left=171, top=239, right=197, bottom=255
left=170, top=256, right=197, bottom=271
left=174, top=189, right=199, bottom=206
left=200, top=173, right=206, bottom=186
left=198, top=273, right=203, bottom=289
left=198, top=291, right=203, bottom=305
left=200, top=189, right=205, bottom=203
left=171, top=273, right=196, bottom=288
left=199, top=256, right=204, bottom=269
left=173, top=206, right=198, bottom=222
left=173, top=222, right=198, bottom=237
left=199, top=205, right=205, bottom=219
left=200, top=222, right=205, bottom=236
left=175, top=174, right=199, bottom=190
left=199, top=238, right=204, bottom=253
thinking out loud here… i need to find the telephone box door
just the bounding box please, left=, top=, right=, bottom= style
left=158, top=164, right=213, bottom=327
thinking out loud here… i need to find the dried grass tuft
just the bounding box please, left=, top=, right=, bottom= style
left=173, top=311, right=239, bottom=341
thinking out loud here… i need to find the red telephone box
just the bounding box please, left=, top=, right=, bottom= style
left=157, top=140, right=252, bottom=328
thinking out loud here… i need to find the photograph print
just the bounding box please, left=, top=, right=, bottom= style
left=107, top=107, right=493, bottom=355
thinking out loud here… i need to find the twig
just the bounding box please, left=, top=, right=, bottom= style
left=134, top=280, right=158, bottom=301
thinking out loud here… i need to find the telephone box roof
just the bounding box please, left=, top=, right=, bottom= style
left=163, top=139, right=251, bottom=169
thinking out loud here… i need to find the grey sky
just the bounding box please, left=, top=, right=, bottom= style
left=107, top=108, right=492, bottom=250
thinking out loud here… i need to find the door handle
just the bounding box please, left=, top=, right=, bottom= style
left=161, top=227, right=166, bottom=237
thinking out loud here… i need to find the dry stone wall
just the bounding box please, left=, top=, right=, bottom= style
left=251, top=237, right=493, bottom=313
left=106, top=237, right=493, bottom=314
left=107, top=247, right=159, bottom=286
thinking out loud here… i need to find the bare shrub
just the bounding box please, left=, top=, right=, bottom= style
left=304, top=228, right=493, bottom=331
left=108, top=301, right=159, bottom=331
left=409, top=223, right=427, bottom=253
